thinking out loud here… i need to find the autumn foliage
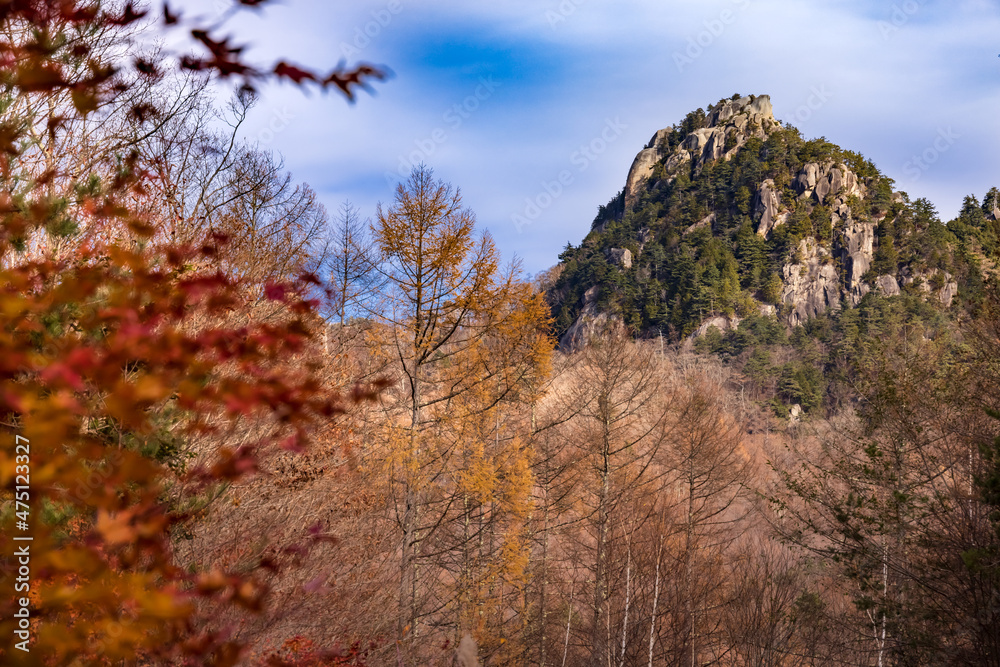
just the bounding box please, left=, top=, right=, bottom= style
left=4, top=4, right=1000, bottom=667
left=0, top=2, right=384, bottom=665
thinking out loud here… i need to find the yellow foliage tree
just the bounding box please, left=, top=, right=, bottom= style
left=371, top=165, right=551, bottom=663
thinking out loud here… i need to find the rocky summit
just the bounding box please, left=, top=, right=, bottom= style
left=546, top=93, right=998, bottom=348
left=624, top=94, right=780, bottom=209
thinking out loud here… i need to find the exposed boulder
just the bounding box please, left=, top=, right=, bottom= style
left=793, top=163, right=821, bottom=195
left=685, top=212, right=716, bottom=235
left=561, top=286, right=615, bottom=350
left=608, top=248, right=633, bottom=270
left=789, top=404, right=803, bottom=423
left=693, top=315, right=742, bottom=339
left=900, top=268, right=959, bottom=307
left=708, top=94, right=774, bottom=126
left=793, top=161, right=866, bottom=203
left=637, top=227, right=653, bottom=252
left=683, top=315, right=743, bottom=352
left=875, top=274, right=900, bottom=297
left=663, top=151, right=691, bottom=176
left=940, top=280, right=958, bottom=307
left=780, top=239, right=841, bottom=327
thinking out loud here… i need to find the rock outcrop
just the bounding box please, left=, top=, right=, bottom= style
left=693, top=315, right=742, bottom=338
left=780, top=239, right=841, bottom=328
left=755, top=179, right=786, bottom=237
left=940, top=279, right=959, bottom=307
left=875, top=274, right=900, bottom=297
left=794, top=161, right=866, bottom=204
left=838, top=218, right=875, bottom=306
left=685, top=212, right=716, bottom=235
left=608, top=248, right=633, bottom=270
left=756, top=162, right=866, bottom=244
left=624, top=95, right=780, bottom=209
left=769, top=160, right=877, bottom=317
left=682, top=315, right=743, bottom=352
left=561, top=286, right=615, bottom=350
left=624, top=129, right=673, bottom=207
left=900, top=268, right=960, bottom=307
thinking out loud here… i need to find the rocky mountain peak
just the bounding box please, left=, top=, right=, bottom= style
left=707, top=94, right=774, bottom=128
left=549, top=94, right=994, bottom=351
left=624, top=94, right=780, bottom=209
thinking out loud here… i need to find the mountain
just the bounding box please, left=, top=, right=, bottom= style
left=546, top=94, right=1000, bottom=355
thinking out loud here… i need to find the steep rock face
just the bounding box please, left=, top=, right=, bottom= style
left=624, top=95, right=780, bottom=209
left=624, top=129, right=673, bottom=207
left=781, top=239, right=841, bottom=328
left=755, top=179, right=785, bottom=236
left=764, top=161, right=877, bottom=318
left=838, top=219, right=875, bottom=306
left=757, top=162, right=867, bottom=243
left=940, top=280, right=959, bottom=307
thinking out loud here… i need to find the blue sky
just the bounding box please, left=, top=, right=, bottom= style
left=176, top=0, right=1000, bottom=276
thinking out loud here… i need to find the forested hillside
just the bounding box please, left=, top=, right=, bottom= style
left=549, top=94, right=998, bottom=343
left=546, top=93, right=999, bottom=417
left=1, top=5, right=999, bottom=667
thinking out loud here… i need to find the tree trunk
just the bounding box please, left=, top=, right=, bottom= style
left=648, top=537, right=663, bottom=667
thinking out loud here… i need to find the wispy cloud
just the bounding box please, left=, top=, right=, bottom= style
left=171, top=0, right=1000, bottom=273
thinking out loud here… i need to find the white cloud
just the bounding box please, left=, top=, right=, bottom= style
left=168, top=0, right=1000, bottom=272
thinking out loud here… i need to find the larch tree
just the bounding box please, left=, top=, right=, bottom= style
left=372, top=164, right=551, bottom=662
left=524, top=351, right=591, bottom=667
left=659, top=371, right=752, bottom=666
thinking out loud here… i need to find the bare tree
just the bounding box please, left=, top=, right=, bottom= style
left=327, top=200, right=378, bottom=326
left=664, top=370, right=753, bottom=667
left=562, top=322, right=670, bottom=667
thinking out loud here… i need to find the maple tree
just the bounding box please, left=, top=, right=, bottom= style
left=0, top=1, right=386, bottom=665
